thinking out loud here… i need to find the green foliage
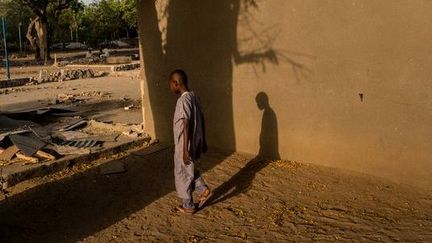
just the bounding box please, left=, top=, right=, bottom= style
left=0, top=0, right=33, bottom=50
left=1, top=0, right=138, bottom=49
left=79, top=0, right=137, bottom=45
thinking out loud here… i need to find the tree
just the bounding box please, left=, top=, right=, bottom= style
left=54, top=1, right=84, bottom=43
left=0, top=0, right=33, bottom=52
left=21, top=0, right=79, bottom=64
left=120, top=0, right=136, bottom=38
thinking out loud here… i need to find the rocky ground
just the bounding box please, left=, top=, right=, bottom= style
left=0, top=148, right=431, bottom=242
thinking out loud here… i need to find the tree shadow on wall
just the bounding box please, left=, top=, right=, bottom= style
left=138, top=0, right=312, bottom=150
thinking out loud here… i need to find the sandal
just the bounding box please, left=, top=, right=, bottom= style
left=198, top=188, right=214, bottom=209
left=175, top=205, right=196, bottom=215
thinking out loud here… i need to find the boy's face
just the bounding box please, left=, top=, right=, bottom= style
left=169, top=75, right=180, bottom=94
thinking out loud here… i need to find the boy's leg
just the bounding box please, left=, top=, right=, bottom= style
left=193, top=170, right=208, bottom=195
left=174, top=153, right=195, bottom=209
left=192, top=165, right=213, bottom=209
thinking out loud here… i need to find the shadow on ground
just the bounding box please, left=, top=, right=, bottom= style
left=0, top=147, right=229, bottom=242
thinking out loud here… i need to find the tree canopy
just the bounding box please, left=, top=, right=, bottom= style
left=0, top=0, right=138, bottom=52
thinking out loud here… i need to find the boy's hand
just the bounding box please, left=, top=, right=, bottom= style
left=183, top=149, right=191, bottom=165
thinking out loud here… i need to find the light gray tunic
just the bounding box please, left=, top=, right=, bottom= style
left=173, top=91, right=206, bottom=199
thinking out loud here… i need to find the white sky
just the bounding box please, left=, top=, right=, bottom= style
left=82, top=0, right=98, bottom=5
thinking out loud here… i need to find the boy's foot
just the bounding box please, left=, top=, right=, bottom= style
left=175, top=205, right=196, bottom=215
left=198, top=188, right=214, bottom=209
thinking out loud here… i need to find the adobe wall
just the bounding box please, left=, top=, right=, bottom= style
left=138, top=0, right=432, bottom=188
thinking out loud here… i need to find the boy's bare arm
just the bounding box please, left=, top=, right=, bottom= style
left=183, top=118, right=191, bottom=165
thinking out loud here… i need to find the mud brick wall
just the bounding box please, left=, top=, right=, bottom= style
left=137, top=0, right=432, bottom=188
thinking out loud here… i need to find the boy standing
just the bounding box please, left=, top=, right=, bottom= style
left=169, top=69, right=213, bottom=214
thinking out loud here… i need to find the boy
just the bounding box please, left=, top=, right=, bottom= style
left=169, top=69, right=213, bottom=214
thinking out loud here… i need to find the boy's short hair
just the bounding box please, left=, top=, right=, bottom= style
left=171, top=69, right=188, bottom=86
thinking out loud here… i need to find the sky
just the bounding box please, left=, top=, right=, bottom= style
left=82, top=0, right=98, bottom=5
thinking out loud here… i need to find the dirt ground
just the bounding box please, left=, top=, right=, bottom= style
left=0, top=147, right=431, bottom=242
left=1, top=69, right=432, bottom=242
left=0, top=75, right=143, bottom=124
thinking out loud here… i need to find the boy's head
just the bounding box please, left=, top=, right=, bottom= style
left=256, top=92, right=269, bottom=110
left=169, top=69, right=188, bottom=94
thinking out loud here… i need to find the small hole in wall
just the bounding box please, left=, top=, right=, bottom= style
left=359, top=93, right=364, bottom=102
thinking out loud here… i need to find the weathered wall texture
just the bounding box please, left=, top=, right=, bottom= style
left=137, top=0, right=432, bottom=188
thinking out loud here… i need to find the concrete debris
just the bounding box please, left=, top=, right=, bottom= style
left=0, top=109, right=148, bottom=174
left=122, top=130, right=140, bottom=138
left=27, top=69, right=106, bottom=85
left=56, top=93, right=79, bottom=104
left=87, top=120, right=145, bottom=138
left=111, top=63, right=140, bottom=72
left=54, top=91, right=111, bottom=104
left=79, top=91, right=111, bottom=97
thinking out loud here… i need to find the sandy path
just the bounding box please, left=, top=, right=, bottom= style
left=1, top=148, right=431, bottom=242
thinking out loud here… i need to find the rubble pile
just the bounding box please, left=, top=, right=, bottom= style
left=53, top=91, right=111, bottom=104
left=68, top=56, right=105, bottom=65
left=111, top=63, right=140, bottom=72
left=27, top=69, right=106, bottom=85
left=0, top=108, right=147, bottom=168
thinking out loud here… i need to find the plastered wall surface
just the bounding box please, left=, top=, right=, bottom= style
left=138, top=0, right=432, bottom=188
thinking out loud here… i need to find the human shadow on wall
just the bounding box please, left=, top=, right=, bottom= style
left=209, top=92, right=280, bottom=205
left=139, top=0, right=302, bottom=150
